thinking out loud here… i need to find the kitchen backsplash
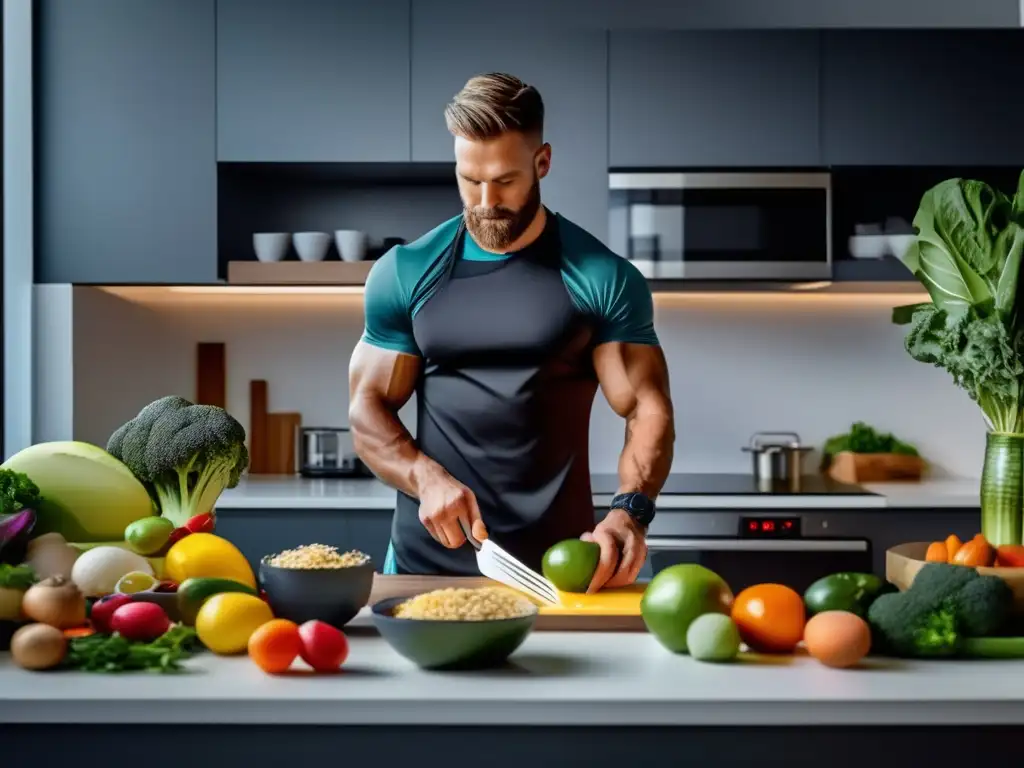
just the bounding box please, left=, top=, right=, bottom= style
left=37, top=285, right=986, bottom=479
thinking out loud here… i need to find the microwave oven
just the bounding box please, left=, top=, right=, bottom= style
left=607, top=171, right=832, bottom=281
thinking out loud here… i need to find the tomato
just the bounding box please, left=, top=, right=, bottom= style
left=298, top=620, right=349, bottom=672
left=731, top=583, right=806, bottom=654
left=248, top=619, right=302, bottom=674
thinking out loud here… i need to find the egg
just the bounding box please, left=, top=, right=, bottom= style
left=803, top=610, right=871, bottom=668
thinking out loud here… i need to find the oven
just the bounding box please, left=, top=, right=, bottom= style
left=643, top=510, right=872, bottom=596
left=607, top=171, right=832, bottom=281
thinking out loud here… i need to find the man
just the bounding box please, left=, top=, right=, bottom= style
left=348, top=72, right=674, bottom=593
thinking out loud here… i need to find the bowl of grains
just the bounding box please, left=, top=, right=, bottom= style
left=258, top=543, right=374, bottom=628
left=370, top=586, right=539, bottom=670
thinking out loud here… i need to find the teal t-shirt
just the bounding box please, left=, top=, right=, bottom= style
left=361, top=212, right=659, bottom=356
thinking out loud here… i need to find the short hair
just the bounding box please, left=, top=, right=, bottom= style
left=444, top=72, right=544, bottom=142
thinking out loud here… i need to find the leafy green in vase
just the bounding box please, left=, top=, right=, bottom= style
left=892, top=170, right=1024, bottom=545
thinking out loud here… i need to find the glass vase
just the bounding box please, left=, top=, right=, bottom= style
left=980, top=432, right=1024, bottom=547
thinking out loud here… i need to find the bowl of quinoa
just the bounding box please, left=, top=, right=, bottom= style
left=371, top=586, right=538, bottom=670
left=259, top=543, right=374, bottom=628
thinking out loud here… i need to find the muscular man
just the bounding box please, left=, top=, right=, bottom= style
left=348, top=72, right=674, bottom=592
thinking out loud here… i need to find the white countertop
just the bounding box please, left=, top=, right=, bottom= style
left=216, top=475, right=982, bottom=511
left=0, top=630, right=1021, bottom=725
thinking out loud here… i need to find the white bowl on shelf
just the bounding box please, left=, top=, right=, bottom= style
left=334, top=230, right=368, bottom=262
left=293, top=232, right=331, bottom=262
left=888, top=234, right=916, bottom=260
left=848, top=234, right=889, bottom=260
left=252, top=233, right=290, bottom=263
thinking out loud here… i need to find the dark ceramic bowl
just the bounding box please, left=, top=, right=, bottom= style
left=370, top=596, right=537, bottom=670
left=258, top=559, right=374, bottom=629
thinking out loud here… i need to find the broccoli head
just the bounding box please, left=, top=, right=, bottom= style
left=0, top=468, right=42, bottom=517
left=867, top=562, right=1013, bottom=658
left=107, top=396, right=249, bottom=528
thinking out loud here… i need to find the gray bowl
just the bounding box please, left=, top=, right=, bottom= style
left=370, top=596, right=537, bottom=670
left=258, top=559, right=374, bottom=629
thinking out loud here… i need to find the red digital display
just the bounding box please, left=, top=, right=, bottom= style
left=740, top=516, right=800, bottom=537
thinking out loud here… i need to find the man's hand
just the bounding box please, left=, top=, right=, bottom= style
left=582, top=509, right=647, bottom=593
left=417, top=465, right=488, bottom=549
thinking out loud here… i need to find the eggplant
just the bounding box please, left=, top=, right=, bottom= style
left=0, top=509, right=37, bottom=565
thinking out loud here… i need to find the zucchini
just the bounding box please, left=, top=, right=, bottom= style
left=960, top=636, right=1024, bottom=659
left=176, top=577, right=257, bottom=625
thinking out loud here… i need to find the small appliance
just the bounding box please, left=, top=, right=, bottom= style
left=298, top=426, right=373, bottom=479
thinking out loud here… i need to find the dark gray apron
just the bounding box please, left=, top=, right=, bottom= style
left=389, top=211, right=599, bottom=575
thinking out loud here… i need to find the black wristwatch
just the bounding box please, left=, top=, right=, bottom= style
left=610, top=492, right=656, bottom=528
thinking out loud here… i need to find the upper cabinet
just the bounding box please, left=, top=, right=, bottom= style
left=410, top=3, right=610, bottom=243
left=35, top=0, right=217, bottom=284
left=593, top=0, right=1020, bottom=28
left=821, top=31, right=1024, bottom=166
left=608, top=31, right=822, bottom=168
left=216, top=0, right=411, bottom=162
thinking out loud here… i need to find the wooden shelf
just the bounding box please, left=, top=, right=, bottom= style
left=227, top=260, right=373, bottom=285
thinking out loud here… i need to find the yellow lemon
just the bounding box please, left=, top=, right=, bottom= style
left=164, top=533, right=256, bottom=589
left=195, top=592, right=274, bottom=655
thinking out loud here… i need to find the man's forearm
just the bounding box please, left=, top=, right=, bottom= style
left=349, top=394, right=446, bottom=500
left=617, top=409, right=674, bottom=498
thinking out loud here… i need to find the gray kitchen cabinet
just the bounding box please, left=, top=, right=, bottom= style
left=35, top=0, right=217, bottom=284
left=216, top=508, right=393, bottom=573
left=608, top=31, right=822, bottom=168
left=216, top=0, right=411, bottom=162
left=591, top=0, right=1021, bottom=28
left=410, top=5, right=609, bottom=244
left=821, top=30, right=1024, bottom=166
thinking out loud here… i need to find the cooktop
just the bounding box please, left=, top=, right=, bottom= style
left=589, top=472, right=879, bottom=496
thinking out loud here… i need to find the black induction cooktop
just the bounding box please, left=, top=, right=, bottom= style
left=589, top=472, right=879, bottom=496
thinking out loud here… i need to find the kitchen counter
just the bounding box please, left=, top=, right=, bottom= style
left=0, top=629, right=1022, bottom=727
left=216, top=475, right=981, bottom=511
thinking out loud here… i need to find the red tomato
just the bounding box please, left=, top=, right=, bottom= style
left=298, top=620, right=349, bottom=672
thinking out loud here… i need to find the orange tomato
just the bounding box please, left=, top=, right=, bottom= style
left=730, top=583, right=806, bottom=654
left=945, top=534, right=963, bottom=562
left=248, top=618, right=302, bottom=674
left=925, top=541, right=948, bottom=562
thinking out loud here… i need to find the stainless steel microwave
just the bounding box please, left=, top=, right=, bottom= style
left=608, top=172, right=832, bottom=280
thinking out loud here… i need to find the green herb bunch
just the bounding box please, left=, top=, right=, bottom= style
left=893, top=171, right=1024, bottom=434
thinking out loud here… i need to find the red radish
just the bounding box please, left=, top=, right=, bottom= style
left=184, top=513, right=215, bottom=534
left=111, top=602, right=171, bottom=642
left=298, top=620, right=349, bottom=672
left=90, top=593, right=134, bottom=634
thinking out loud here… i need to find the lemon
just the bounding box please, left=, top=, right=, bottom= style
left=164, top=533, right=256, bottom=589
left=114, top=570, right=158, bottom=594
left=195, top=592, right=273, bottom=655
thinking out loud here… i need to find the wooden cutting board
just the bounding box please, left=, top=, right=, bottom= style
left=368, top=575, right=646, bottom=631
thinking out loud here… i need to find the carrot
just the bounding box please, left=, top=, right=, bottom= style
left=926, top=541, right=948, bottom=562
left=63, top=626, right=95, bottom=639
left=945, top=534, right=964, bottom=563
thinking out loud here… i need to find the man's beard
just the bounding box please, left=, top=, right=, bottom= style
left=463, top=178, right=542, bottom=251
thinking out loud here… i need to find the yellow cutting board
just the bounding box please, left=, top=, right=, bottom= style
left=368, top=575, right=648, bottom=631
left=540, top=584, right=646, bottom=616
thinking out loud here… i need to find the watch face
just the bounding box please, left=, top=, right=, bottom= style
left=629, top=495, right=648, bottom=512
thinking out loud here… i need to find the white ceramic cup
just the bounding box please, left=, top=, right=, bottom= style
left=293, top=231, right=331, bottom=262
left=253, top=232, right=290, bottom=262
left=334, top=229, right=368, bottom=262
